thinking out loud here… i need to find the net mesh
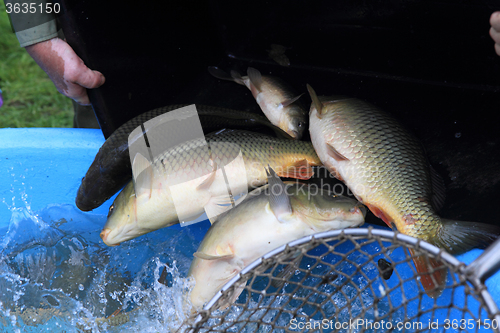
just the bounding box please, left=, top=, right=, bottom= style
left=179, top=228, right=500, bottom=333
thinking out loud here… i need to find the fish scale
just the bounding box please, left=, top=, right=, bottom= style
left=319, top=98, right=438, bottom=239
left=154, top=130, right=314, bottom=183
left=76, top=104, right=288, bottom=211
left=101, top=129, right=322, bottom=247
left=307, top=85, right=500, bottom=297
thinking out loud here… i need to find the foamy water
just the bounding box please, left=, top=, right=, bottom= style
left=0, top=203, right=208, bottom=332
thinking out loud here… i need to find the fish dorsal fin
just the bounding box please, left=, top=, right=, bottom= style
left=429, top=165, right=446, bottom=211
left=247, top=67, right=263, bottom=92
left=306, top=84, right=323, bottom=117
left=280, top=93, right=304, bottom=108
left=132, top=153, right=153, bottom=198
left=193, top=252, right=234, bottom=261
left=326, top=143, right=349, bottom=162
left=266, top=166, right=292, bottom=222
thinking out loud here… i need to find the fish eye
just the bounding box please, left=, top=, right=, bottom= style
left=108, top=204, right=115, bottom=217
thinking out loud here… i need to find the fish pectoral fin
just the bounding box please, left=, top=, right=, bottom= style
left=365, top=204, right=393, bottom=228
left=196, top=162, right=219, bottom=191
left=409, top=248, right=447, bottom=299
left=306, top=84, right=323, bottom=118
left=229, top=70, right=246, bottom=85
left=205, top=192, right=234, bottom=224
left=326, top=143, right=349, bottom=162
left=266, top=166, right=293, bottom=222
left=218, top=280, right=247, bottom=310
left=277, top=159, right=315, bottom=180
left=280, top=93, right=304, bottom=108
left=247, top=67, right=263, bottom=92
left=131, top=153, right=153, bottom=199
left=193, top=252, right=234, bottom=261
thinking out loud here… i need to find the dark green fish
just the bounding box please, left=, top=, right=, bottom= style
left=76, top=105, right=291, bottom=211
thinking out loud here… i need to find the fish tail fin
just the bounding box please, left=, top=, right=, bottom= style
left=208, top=66, right=245, bottom=85
left=434, top=218, right=500, bottom=255
left=411, top=219, right=500, bottom=298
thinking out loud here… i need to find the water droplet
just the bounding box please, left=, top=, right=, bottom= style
left=78, top=284, right=84, bottom=291
left=455, top=132, right=461, bottom=138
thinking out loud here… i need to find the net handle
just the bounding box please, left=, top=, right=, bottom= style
left=465, top=236, right=500, bottom=283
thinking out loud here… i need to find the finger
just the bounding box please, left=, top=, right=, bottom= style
left=490, top=27, right=500, bottom=44
left=76, top=69, right=106, bottom=89
left=68, top=67, right=106, bottom=90
left=491, top=12, right=500, bottom=32
left=495, top=43, right=500, bottom=56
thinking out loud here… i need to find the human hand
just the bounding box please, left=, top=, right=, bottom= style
left=25, top=38, right=105, bottom=105
left=490, top=11, right=500, bottom=56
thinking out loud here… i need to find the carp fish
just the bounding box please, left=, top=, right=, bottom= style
left=76, top=104, right=292, bottom=212
left=187, top=167, right=366, bottom=310
left=208, top=67, right=307, bottom=140
left=307, top=84, right=500, bottom=297
left=101, top=129, right=322, bottom=246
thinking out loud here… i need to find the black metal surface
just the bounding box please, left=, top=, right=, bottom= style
left=56, top=0, right=223, bottom=137
left=56, top=1, right=500, bottom=226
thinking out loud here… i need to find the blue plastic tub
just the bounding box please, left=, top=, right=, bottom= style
left=0, top=128, right=499, bottom=332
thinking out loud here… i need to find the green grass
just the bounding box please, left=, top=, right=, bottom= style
left=0, top=2, right=73, bottom=128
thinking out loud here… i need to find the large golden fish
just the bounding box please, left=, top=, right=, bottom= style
left=101, top=129, right=321, bottom=246
left=307, top=84, right=500, bottom=297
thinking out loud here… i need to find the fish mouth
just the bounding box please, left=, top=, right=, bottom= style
left=286, top=129, right=300, bottom=139
left=100, top=228, right=120, bottom=246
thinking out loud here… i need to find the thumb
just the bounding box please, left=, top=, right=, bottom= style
left=74, top=69, right=106, bottom=89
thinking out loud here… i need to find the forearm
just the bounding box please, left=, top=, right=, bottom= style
left=25, top=38, right=106, bottom=105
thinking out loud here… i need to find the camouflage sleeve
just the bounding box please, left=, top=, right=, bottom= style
left=4, top=0, right=60, bottom=47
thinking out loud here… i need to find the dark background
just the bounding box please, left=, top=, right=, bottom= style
left=57, top=0, right=500, bottom=226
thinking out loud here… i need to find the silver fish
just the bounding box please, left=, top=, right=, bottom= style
left=187, top=167, right=366, bottom=310
left=209, top=67, right=307, bottom=139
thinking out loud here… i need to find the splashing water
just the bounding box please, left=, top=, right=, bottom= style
left=0, top=204, right=209, bottom=332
